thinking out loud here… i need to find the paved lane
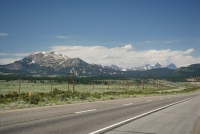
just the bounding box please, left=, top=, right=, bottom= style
left=0, top=92, right=200, bottom=134
left=104, top=95, right=200, bottom=134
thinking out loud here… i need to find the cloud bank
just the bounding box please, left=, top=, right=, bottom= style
left=51, top=44, right=200, bottom=68
left=0, top=53, right=30, bottom=65
left=0, top=58, right=22, bottom=65
left=0, top=45, right=199, bottom=67
left=0, top=53, right=29, bottom=57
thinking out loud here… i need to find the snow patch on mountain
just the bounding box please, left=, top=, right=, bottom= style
left=109, top=63, right=177, bottom=71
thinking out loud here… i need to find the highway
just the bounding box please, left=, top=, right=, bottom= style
left=0, top=92, right=200, bottom=134
left=104, top=94, right=200, bottom=134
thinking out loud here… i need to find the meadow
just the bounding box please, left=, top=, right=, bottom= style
left=0, top=79, right=188, bottom=93
left=0, top=79, right=199, bottom=110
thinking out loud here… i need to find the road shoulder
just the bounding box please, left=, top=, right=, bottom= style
left=194, top=116, right=200, bottom=134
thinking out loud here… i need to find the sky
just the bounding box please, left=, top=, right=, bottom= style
left=0, top=0, right=200, bottom=68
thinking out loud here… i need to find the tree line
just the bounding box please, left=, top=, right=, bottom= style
left=0, top=73, right=198, bottom=84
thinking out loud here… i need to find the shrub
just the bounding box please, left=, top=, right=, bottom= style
left=0, top=94, right=5, bottom=103
left=92, top=93, right=101, bottom=99
left=5, top=92, right=18, bottom=99
left=53, top=88, right=65, bottom=94
left=79, top=93, right=87, bottom=100
left=30, top=94, right=40, bottom=104
left=0, top=94, right=4, bottom=99
left=40, top=97, right=49, bottom=104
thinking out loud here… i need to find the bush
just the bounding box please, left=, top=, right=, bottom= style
left=0, top=94, right=4, bottom=99
left=40, top=97, right=49, bottom=104
left=5, top=92, right=18, bottom=99
left=79, top=93, right=87, bottom=100
left=30, top=94, right=40, bottom=104
left=92, top=93, right=101, bottom=99
left=20, top=92, right=28, bottom=99
left=0, top=94, right=5, bottom=103
left=53, top=88, right=65, bottom=94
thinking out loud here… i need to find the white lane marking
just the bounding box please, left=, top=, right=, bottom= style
left=123, top=103, right=133, bottom=106
left=75, top=109, right=97, bottom=114
left=146, top=100, right=152, bottom=102
left=89, top=95, right=200, bottom=134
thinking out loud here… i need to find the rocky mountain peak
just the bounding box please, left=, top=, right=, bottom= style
left=110, top=65, right=121, bottom=70
left=166, top=63, right=177, bottom=70
left=131, top=63, right=163, bottom=71
left=0, top=51, right=120, bottom=76
left=23, top=51, right=69, bottom=67
left=154, top=63, right=164, bottom=68
left=29, top=51, right=69, bottom=60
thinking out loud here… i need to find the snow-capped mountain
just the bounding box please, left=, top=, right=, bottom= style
left=130, top=63, right=177, bottom=71
left=110, top=65, right=121, bottom=70
left=26, top=51, right=70, bottom=68
left=2, top=51, right=80, bottom=70
left=154, top=63, right=164, bottom=69
left=131, top=63, right=164, bottom=71
left=108, top=63, right=177, bottom=71
left=0, top=51, right=179, bottom=76
left=0, top=51, right=120, bottom=76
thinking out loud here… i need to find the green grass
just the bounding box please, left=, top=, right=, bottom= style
left=0, top=79, right=177, bottom=94
left=0, top=80, right=199, bottom=110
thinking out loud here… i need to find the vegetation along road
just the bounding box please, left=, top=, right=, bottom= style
left=0, top=91, right=200, bottom=134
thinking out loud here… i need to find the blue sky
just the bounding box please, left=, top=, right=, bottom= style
left=0, top=0, right=200, bottom=67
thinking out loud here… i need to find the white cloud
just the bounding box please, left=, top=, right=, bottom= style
left=0, top=45, right=199, bottom=67
left=0, top=53, right=29, bottom=65
left=136, top=40, right=178, bottom=45
left=136, top=40, right=159, bottom=45
left=121, top=44, right=133, bottom=50
left=0, top=58, right=21, bottom=65
left=55, top=36, right=71, bottom=39
left=163, top=40, right=178, bottom=44
left=13, top=53, right=29, bottom=57
left=0, top=33, right=8, bottom=36
left=183, top=48, right=194, bottom=54
left=51, top=44, right=200, bottom=68
left=0, top=53, right=29, bottom=57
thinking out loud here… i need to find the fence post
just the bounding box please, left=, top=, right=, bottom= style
left=19, top=79, right=21, bottom=94
left=93, top=82, right=95, bottom=91
left=73, top=80, right=75, bottom=92
left=51, top=80, right=53, bottom=93
left=68, top=72, right=70, bottom=91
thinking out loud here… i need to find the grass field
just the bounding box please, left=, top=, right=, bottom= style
left=0, top=79, right=199, bottom=110
left=0, top=79, right=187, bottom=93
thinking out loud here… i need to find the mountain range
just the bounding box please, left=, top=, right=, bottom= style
left=109, top=63, right=177, bottom=71
left=0, top=51, right=199, bottom=78
left=0, top=51, right=120, bottom=76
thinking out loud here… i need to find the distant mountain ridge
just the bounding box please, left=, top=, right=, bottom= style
left=109, top=63, right=177, bottom=71
left=0, top=51, right=199, bottom=78
left=131, top=63, right=163, bottom=71
left=172, top=63, right=200, bottom=77
left=166, top=63, right=177, bottom=70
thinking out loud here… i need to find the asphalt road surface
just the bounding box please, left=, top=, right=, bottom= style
left=104, top=94, right=200, bottom=134
left=1, top=92, right=200, bottom=134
